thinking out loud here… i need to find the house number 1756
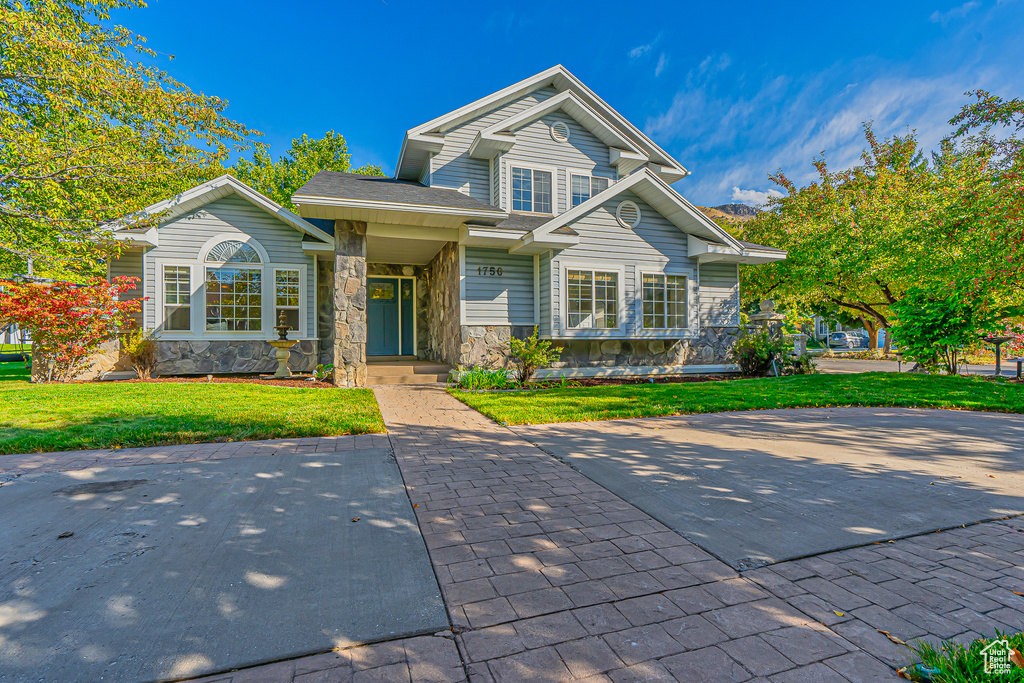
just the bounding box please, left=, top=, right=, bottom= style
left=478, top=266, right=503, bottom=276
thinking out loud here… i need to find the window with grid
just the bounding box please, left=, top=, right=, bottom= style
left=642, top=274, right=688, bottom=329
left=567, top=269, right=618, bottom=329
left=205, top=267, right=262, bottom=331
left=570, top=174, right=610, bottom=207
left=275, top=269, right=301, bottom=331
left=511, top=166, right=552, bottom=213
left=163, top=265, right=191, bottom=331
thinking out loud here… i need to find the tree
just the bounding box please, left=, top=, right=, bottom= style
left=0, top=276, right=142, bottom=381
left=232, top=132, right=384, bottom=210
left=742, top=119, right=1024, bottom=353
left=0, top=0, right=254, bottom=279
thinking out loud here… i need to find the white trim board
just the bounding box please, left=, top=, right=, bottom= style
left=533, top=364, right=740, bottom=379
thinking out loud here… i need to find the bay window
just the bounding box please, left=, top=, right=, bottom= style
left=511, top=166, right=552, bottom=214
left=570, top=174, right=610, bottom=207
left=567, top=269, right=618, bottom=329
left=642, top=273, right=688, bottom=329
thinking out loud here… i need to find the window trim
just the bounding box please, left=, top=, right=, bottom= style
left=204, top=263, right=265, bottom=334
left=566, top=168, right=613, bottom=209
left=157, top=261, right=195, bottom=333
left=504, top=160, right=559, bottom=215
left=273, top=266, right=305, bottom=337
left=634, top=267, right=697, bottom=338
left=640, top=271, right=689, bottom=331
left=557, top=260, right=625, bottom=337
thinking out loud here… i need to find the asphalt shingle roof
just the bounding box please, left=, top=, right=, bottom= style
left=295, top=172, right=501, bottom=213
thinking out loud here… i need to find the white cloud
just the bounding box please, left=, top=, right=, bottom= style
left=655, top=53, right=667, bottom=77
left=732, top=187, right=784, bottom=206
left=630, top=43, right=653, bottom=59
left=929, top=1, right=980, bottom=23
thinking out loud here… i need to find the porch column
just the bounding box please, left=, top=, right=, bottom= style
left=333, top=219, right=367, bottom=387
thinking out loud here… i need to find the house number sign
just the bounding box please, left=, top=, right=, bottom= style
left=477, top=266, right=503, bottom=276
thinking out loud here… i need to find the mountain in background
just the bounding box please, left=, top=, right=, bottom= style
left=696, top=203, right=761, bottom=224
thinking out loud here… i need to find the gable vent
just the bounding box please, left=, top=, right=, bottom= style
left=616, top=200, right=641, bottom=228
left=550, top=121, right=570, bottom=143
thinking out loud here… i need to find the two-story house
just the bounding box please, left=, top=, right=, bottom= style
left=109, top=65, right=785, bottom=384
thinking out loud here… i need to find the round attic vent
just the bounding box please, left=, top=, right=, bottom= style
left=550, top=121, right=570, bottom=143
left=616, top=200, right=641, bottom=228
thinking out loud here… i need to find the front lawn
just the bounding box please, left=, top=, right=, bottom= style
left=452, top=372, right=1024, bottom=425
left=0, top=364, right=385, bottom=454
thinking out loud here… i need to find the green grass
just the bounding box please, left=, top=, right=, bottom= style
left=903, top=631, right=1024, bottom=681
left=452, top=372, right=1024, bottom=425
left=0, top=364, right=385, bottom=454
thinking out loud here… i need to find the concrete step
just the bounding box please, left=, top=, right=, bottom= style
left=367, top=373, right=450, bottom=385
left=366, top=361, right=451, bottom=377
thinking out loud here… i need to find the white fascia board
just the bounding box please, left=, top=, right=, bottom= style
left=395, top=65, right=689, bottom=181
left=460, top=226, right=529, bottom=248
left=638, top=172, right=745, bottom=251
left=609, top=149, right=648, bottom=175
left=302, top=241, right=335, bottom=253
left=469, top=91, right=644, bottom=161
left=292, top=193, right=507, bottom=220
left=509, top=231, right=578, bottom=254
left=107, top=174, right=334, bottom=245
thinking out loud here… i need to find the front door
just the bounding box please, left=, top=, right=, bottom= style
left=367, top=278, right=400, bottom=356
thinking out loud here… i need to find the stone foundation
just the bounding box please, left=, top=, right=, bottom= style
left=458, top=325, right=533, bottom=369
left=154, top=340, right=317, bottom=376
left=550, top=327, right=740, bottom=369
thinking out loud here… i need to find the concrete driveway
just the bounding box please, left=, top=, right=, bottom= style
left=817, top=357, right=1021, bottom=376
left=0, top=448, right=447, bottom=683
left=514, top=408, right=1024, bottom=571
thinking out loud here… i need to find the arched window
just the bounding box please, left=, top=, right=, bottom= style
left=204, top=240, right=263, bottom=332
left=205, top=240, right=261, bottom=263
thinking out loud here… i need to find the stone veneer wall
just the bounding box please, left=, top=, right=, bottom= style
left=549, top=326, right=740, bottom=369
left=333, top=220, right=368, bottom=387
left=316, top=256, right=335, bottom=367
left=366, top=264, right=430, bottom=357
left=154, top=340, right=317, bottom=375
left=458, top=325, right=533, bottom=369
left=425, top=242, right=461, bottom=365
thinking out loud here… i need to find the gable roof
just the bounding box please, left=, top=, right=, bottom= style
left=293, top=171, right=504, bottom=215
left=396, top=65, right=689, bottom=183
left=524, top=169, right=785, bottom=263
left=109, top=174, right=334, bottom=244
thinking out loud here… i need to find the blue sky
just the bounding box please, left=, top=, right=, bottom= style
left=111, top=0, right=1024, bottom=207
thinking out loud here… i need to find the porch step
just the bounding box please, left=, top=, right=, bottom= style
left=365, top=360, right=451, bottom=385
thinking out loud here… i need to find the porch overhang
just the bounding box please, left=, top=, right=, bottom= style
left=687, top=234, right=787, bottom=265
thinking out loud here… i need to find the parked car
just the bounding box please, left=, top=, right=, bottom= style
left=829, top=331, right=868, bottom=349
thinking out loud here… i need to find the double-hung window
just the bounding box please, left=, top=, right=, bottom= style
left=204, top=240, right=263, bottom=332
left=511, top=166, right=552, bottom=213
left=642, top=274, right=688, bottom=329
left=567, top=269, right=618, bottom=329
left=163, top=265, right=191, bottom=331
left=570, top=174, right=610, bottom=207
left=275, top=268, right=301, bottom=330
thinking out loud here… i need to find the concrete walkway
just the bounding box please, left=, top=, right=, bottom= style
left=6, top=392, right=1024, bottom=681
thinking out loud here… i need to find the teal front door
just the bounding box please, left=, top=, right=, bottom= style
left=367, top=278, right=400, bottom=356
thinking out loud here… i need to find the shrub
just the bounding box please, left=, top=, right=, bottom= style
left=451, top=366, right=513, bottom=390
left=508, top=327, right=561, bottom=384
left=121, top=327, right=156, bottom=379
left=0, top=277, right=142, bottom=381
left=312, top=363, right=334, bottom=381
left=891, top=288, right=1004, bottom=375
left=733, top=328, right=789, bottom=377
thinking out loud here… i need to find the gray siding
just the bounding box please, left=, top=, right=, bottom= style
left=549, top=191, right=698, bottom=338
left=143, top=194, right=316, bottom=336
left=110, top=249, right=145, bottom=299
left=699, top=262, right=740, bottom=326
left=463, top=247, right=535, bottom=325
left=503, top=111, right=617, bottom=214
left=538, top=251, right=552, bottom=337
left=430, top=87, right=559, bottom=203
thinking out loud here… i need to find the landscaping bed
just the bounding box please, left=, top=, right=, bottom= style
left=452, top=372, right=1024, bottom=425
left=0, top=363, right=384, bottom=454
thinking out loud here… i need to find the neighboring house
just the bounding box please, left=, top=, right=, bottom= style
left=108, top=65, right=786, bottom=384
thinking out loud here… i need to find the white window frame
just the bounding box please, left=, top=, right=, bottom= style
left=633, top=266, right=698, bottom=338
left=150, top=233, right=310, bottom=341
left=505, top=160, right=559, bottom=215
left=557, top=260, right=625, bottom=337
left=566, top=168, right=613, bottom=209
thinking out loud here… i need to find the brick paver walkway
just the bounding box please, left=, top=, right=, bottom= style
left=6, top=387, right=1023, bottom=682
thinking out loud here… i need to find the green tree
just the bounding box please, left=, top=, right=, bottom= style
left=0, top=0, right=255, bottom=278
left=232, top=132, right=384, bottom=210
